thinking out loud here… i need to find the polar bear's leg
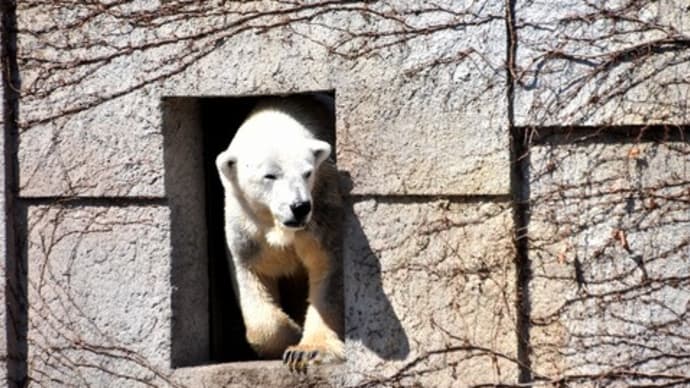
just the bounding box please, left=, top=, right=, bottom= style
left=234, top=266, right=302, bottom=358
left=284, top=240, right=344, bottom=372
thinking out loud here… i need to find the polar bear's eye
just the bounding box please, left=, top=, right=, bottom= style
left=264, top=174, right=277, bottom=180
left=303, top=170, right=312, bottom=179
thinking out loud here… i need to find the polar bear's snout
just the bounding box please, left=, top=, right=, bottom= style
left=279, top=199, right=312, bottom=229
left=269, top=175, right=314, bottom=229
left=288, top=201, right=312, bottom=225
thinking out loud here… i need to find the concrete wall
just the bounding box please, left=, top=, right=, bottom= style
left=1, top=15, right=6, bottom=382
left=2, top=1, right=689, bottom=387
left=529, top=133, right=690, bottom=384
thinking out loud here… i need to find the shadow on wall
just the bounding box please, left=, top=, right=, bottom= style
left=340, top=172, right=409, bottom=360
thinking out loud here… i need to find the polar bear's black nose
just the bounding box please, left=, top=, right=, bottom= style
left=290, top=201, right=312, bottom=221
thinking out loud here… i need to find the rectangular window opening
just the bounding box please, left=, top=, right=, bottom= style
left=164, top=91, right=337, bottom=367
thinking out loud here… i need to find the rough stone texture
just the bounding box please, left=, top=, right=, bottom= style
left=529, top=134, right=690, bottom=384
left=17, top=1, right=509, bottom=197
left=515, top=0, right=690, bottom=126
left=26, top=206, right=174, bottom=386
left=0, top=194, right=5, bottom=382
left=334, top=10, right=509, bottom=195
left=342, top=199, right=517, bottom=387
left=171, top=361, right=343, bottom=388
left=18, top=89, right=165, bottom=197
left=23, top=198, right=519, bottom=387
left=162, top=98, right=209, bottom=367
left=0, top=56, right=6, bottom=384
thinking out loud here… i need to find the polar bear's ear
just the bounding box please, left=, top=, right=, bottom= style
left=216, top=150, right=237, bottom=181
left=310, top=140, right=331, bottom=167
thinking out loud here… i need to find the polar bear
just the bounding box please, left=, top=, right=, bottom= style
left=215, top=94, right=344, bottom=372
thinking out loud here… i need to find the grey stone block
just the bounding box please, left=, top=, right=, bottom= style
left=0, top=206, right=4, bottom=381
left=162, top=98, right=209, bottom=367
left=18, top=90, right=166, bottom=197
left=171, top=361, right=343, bottom=388
left=17, top=1, right=509, bottom=196
left=342, top=199, right=517, bottom=387
left=0, top=53, right=6, bottom=384
left=333, top=14, right=509, bottom=195
left=26, top=205, right=174, bottom=386
left=23, top=198, right=519, bottom=386
left=336, top=60, right=509, bottom=195
left=529, top=135, right=690, bottom=383
left=23, top=201, right=339, bottom=386
left=515, top=0, right=690, bottom=126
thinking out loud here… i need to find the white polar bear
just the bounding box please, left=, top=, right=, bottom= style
left=215, top=95, right=344, bottom=372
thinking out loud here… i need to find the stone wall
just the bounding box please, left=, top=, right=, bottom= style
left=1, top=16, right=7, bottom=380
left=529, top=132, right=690, bottom=384
left=2, top=1, right=689, bottom=387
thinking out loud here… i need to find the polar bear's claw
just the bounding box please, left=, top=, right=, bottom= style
left=283, top=347, right=318, bottom=374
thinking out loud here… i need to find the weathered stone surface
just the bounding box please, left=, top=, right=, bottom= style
left=18, top=89, right=165, bottom=197
left=342, top=199, right=517, bottom=387
left=162, top=98, right=209, bottom=367
left=529, top=134, right=690, bottom=384
left=0, top=209, right=4, bottom=380
left=26, top=206, right=174, bottom=386
left=171, top=361, right=343, bottom=388
left=17, top=1, right=509, bottom=196
left=0, top=59, right=6, bottom=384
left=515, top=0, right=690, bottom=126
left=23, top=198, right=519, bottom=387
left=333, top=8, right=509, bottom=195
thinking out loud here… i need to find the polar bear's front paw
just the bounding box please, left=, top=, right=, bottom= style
left=282, top=344, right=344, bottom=373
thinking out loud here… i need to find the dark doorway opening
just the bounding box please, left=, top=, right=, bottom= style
left=199, top=91, right=335, bottom=363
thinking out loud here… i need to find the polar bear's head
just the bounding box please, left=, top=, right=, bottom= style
left=215, top=109, right=331, bottom=231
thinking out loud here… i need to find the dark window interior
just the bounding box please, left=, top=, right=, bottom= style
left=199, top=92, right=335, bottom=362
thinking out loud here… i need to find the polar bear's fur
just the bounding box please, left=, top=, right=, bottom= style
left=215, top=95, right=344, bottom=372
